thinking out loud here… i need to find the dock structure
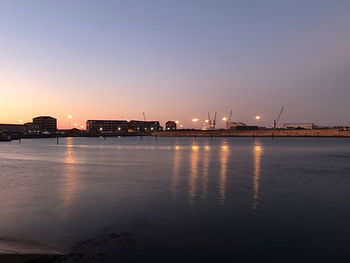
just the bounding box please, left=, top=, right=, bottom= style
left=151, top=129, right=350, bottom=138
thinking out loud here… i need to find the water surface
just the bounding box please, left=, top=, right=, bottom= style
left=0, top=137, right=349, bottom=262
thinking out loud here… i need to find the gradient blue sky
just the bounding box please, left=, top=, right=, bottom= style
left=1, top=0, right=350, bottom=128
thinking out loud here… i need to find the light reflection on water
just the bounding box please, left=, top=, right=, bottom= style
left=252, top=141, right=263, bottom=211
left=171, top=145, right=181, bottom=202
left=188, top=144, right=200, bottom=206
left=219, top=143, right=230, bottom=206
left=0, top=137, right=350, bottom=261
left=201, top=145, right=210, bottom=200
left=60, top=137, right=80, bottom=220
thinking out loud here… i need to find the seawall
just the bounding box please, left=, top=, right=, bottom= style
left=152, top=129, right=350, bottom=138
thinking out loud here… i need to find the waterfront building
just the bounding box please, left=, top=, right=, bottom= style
left=165, top=121, right=177, bottom=131
left=23, top=122, right=40, bottom=133
left=0, top=124, right=25, bottom=133
left=0, top=121, right=45, bottom=135
left=128, top=120, right=162, bottom=132
left=33, top=116, right=57, bottom=132
left=86, top=120, right=128, bottom=133
left=283, top=123, right=315, bottom=130
left=227, top=122, right=247, bottom=130
left=226, top=122, right=259, bottom=130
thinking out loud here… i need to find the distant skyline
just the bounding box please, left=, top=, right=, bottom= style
left=1, top=0, right=350, bottom=128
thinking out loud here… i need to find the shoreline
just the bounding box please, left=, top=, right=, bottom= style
left=1, top=128, right=350, bottom=142
left=0, top=239, right=62, bottom=263
left=152, top=128, right=350, bottom=138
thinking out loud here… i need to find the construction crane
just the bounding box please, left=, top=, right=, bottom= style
left=226, top=110, right=232, bottom=130
left=143, top=112, right=146, bottom=121
left=273, top=106, right=284, bottom=129
left=208, top=112, right=212, bottom=129
left=213, top=112, right=217, bottom=130
left=207, top=112, right=217, bottom=130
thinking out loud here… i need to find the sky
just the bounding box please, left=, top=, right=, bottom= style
left=1, top=0, right=350, bottom=129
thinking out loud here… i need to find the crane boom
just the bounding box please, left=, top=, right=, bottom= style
left=226, top=110, right=233, bottom=129
left=228, top=110, right=232, bottom=122
left=274, top=106, right=284, bottom=129
left=208, top=112, right=212, bottom=128
left=213, top=112, right=217, bottom=130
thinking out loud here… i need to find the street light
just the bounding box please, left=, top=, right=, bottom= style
left=222, top=117, right=227, bottom=121
left=192, top=118, right=199, bottom=129
left=255, top=115, right=261, bottom=120
left=67, top=115, right=73, bottom=129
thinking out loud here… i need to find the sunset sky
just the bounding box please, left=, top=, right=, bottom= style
left=1, top=0, right=350, bottom=128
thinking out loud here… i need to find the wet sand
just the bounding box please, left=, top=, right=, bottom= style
left=0, top=231, right=137, bottom=263
left=0, top=238, right=62, bottom=263
left=0, top=254, right=61, bottom=263
left=0, top=219, right=166, bottom=263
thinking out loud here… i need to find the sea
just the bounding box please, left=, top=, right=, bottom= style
left=0, top=137, right=350, bottom=262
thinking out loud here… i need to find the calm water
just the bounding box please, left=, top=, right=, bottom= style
left=0, top=137, right=350, bottom=262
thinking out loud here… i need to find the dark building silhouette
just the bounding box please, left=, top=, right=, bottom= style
left=33, top=116, right=57, bottom=132
left=23, top=122, right=40, bottom=133
left=165, top=121, right=177, bottom=131
left=0, top=124, right=25, bottom=133
left=86, top=120, right=128, bottom=133
left=0, top=122, right=43, bottom=134
left=128, top=120, right=162, bottom=132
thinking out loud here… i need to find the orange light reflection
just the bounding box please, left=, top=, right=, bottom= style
left=252, top=141, right=263, bottom=211
left=201, top=145, right=210, bottom=200
left=219, top=143, right=229, bottom=206
left=60, top=137, right=81, bottom=219
left=172, top=145, right=181, bottom=202
left=188, top=144, right=200, bottom=206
